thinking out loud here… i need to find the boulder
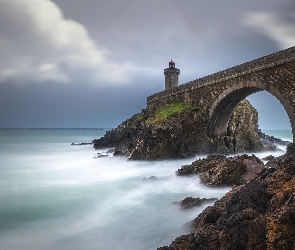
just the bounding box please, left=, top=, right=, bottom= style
left=173, top=197, right=218, bottom=209
left=157, top=234, right=195, bottom=250
left=177, top=154, right=264, bottom=186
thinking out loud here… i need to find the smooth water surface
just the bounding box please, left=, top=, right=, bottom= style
left=0, top=129, right=291, bottom=250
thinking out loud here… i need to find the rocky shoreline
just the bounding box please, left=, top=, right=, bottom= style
left=91, top=100, right=294, bottom=249
left=176, top=154, right=264, bottom=186
left=93, top=101, right=288, bottom=160
left=157, top=144, right=295, bottom=250
left=92, top=131, right=294, bottom=249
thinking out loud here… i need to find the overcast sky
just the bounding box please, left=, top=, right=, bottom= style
left=0, top=0, right=294, bottom=129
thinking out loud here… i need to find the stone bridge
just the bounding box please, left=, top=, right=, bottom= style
left=147, top=46, right=295, bottom=141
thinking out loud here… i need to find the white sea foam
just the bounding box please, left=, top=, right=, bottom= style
left=0, top=129, right=292, bottom=250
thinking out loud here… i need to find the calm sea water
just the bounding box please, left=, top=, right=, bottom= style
left=0, top=129, right=292, bottom=250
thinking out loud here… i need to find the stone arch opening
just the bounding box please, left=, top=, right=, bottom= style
left=208, top=85, right=295, bottom=142
left=247, top=91, right=292, bottom=131
left=208, top=87, right=262, bottom=137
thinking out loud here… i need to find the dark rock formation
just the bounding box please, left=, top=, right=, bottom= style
left=177, top=154, right=264, bottom=186
left=157, top=234, right=195, bottom=250
left=262, top=155, right=276, bottom=161
left=258, top=130, right=289, bottom=150
left=93, top=103, right=209, bottom=160
left=173, top=197, right=218, bottom=209
left=71, top=142, right=92, bottom=145
left=93, top=100, right=281, bottom=160
left=159, top=145, right=295, bottom=250
left=211, top=100, right=263, bottom=154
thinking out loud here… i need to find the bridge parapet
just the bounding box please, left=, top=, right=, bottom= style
left=147, top=46, right=295, bottom=108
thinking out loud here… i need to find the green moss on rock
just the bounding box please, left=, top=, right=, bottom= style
left=93, top=100, right=270, bottom=160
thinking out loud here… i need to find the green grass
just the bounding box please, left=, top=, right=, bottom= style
left=148, top=103, right=191, bottom=124
left=122, top=103, right=202, bottom=127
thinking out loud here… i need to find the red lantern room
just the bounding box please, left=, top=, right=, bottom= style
left=169, top=60, right=175, bottom=68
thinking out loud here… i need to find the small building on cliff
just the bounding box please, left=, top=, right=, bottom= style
left=164, top=60, right=180, bottom=90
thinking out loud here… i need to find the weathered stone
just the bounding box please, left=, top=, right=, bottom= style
left=177, top=154, right=264, bottom=186
left=147, top=46, right=295, bottom=143
left=160, top=155, right=295, bottom=250
left=93, top=101, right=281, bottom=160
left=259, top=131, right=289, bottom=149
left=173, top=197, right=218, bottom=209
left=262, top=155, right=276, bottom=161
left=157, top=234, right=195, bottom=250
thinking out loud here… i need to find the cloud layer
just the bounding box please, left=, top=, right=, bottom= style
left=0, top=0, right=294, bottom=129
left=242, top=11, right=295, bottom=49
left=0, top=0, right=134, bottom=85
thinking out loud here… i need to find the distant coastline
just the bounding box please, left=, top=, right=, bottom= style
left=0, top=128, right=112, bottom=130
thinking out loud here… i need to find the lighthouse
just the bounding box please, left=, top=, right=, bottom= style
left=164, top=60, right=180, bottom=90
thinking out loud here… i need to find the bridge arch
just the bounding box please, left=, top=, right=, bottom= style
left=147, top=46, right=295, bottom=143
left=208, top=80, right=295, bottom=142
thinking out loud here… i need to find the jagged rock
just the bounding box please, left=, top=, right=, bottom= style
left=265, top=158, right=278, bottom=169
left=177, top=154, right=264, bottom=186
left=173, top=197, right=218, bottom=209
left=113, top=150, right=125, bottom=156
left=262, top=155, right=276, bottom=161
left=93, top=101, right=280, bottom=160
left=259, top=131, right=289, bottom=150
left=93, top=104, right=210, bottom=160
left=157, top=234, right=195, bottom=250
left=159, top=155, right=295, bottom=250
left=213, top=100, right=263, bottom=154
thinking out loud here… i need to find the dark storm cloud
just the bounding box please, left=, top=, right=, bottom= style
left=52, top=0, right=295, bottom=83
left=0, top=0, right=294, bottom=129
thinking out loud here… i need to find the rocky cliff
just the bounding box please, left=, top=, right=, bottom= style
left=93, top=100, right=281, bottom=160
left=158, top=144, right=295, bottom=250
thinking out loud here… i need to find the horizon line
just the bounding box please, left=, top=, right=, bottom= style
left=0, top=128, right=113, bottom=130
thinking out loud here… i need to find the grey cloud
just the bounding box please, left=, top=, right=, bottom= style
left=0, top=0, right=136, bottom=86
left=1, top=0, right=294, bottom=129
left=241, top=11, right=295, bottom=49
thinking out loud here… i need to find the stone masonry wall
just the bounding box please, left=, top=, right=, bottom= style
left=147, top=46, right=295, bottom=140
left=147, top=46, right=295, bottom=108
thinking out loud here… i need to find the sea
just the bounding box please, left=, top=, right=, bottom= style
left=0, top=129, right=292, bottom=250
